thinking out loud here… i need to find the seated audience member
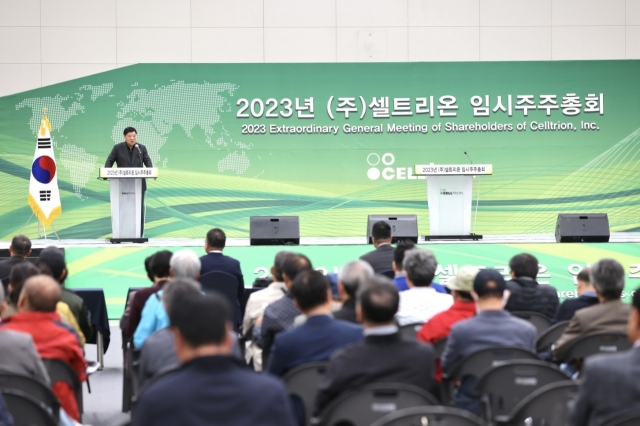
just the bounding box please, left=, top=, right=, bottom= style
left=442, top=269, right=536, bottom=415
left=124, top=250, right=172, bottom=339
left=552, top=267, right=599, bottom=325
left=37, top=247, right=94, bottom=342
left=554, top=258, right=630, bottom=359
left=0, top=234, right=31, bottom=291
left=314, top=276, right=434, bottom=415
left=268, top=270, right=363, bottom=377
left=396, top=248, right=453, bottom=326
left=0, top=275, right=86, bottom=421
left=132, top=290, right=296, bottom=426
left=569, top=287, right=640, bottom=426
left=242, top=251, right=293, bottom=371
left=134, top=249, right=201, bottom=348
left=2, top=262, right=85, bottom=344
left=199, top=228, right=245, bottom=307
left=120, top=254, right=155, bottom=334
left=359, top=221, right=394, bottom=274
left=257, top=254, right=312, bottom=357
left=504, top=253, right=559, bottom=318
left=138, top=278, right=201, bottom=388
left=334, top=260, right=374, bottom=323
left=392, top=241, right=447, bottom=294
left=417, top=266, right=478, bottom=381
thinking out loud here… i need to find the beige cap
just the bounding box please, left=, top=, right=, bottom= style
left=447, top=266, right=479, bottom=292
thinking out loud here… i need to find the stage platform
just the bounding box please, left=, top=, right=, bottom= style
left=5, top=233, right=639, bottom=319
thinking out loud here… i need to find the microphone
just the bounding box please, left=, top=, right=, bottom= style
left=135, top=143, right=143, bottom=164
left=464, top=151, right=473, bottom=164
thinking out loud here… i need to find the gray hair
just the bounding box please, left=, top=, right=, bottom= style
left=590, top=258, right=625, bottom=300
left=339, top=260, right=374, bottom=298
left=170, top=249, right=201, bottom=279
left=273, top=250, right=295, bottom=282
left=162, top=277, right=202, bottom=310
left=403, top=248, right=437, bottom=287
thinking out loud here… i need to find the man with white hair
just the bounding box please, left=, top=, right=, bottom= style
left=334, top=260, right=374, bottom=323
left=134, top=250, right=201, bottom=348
left=395, top=248, right=453, bottom=326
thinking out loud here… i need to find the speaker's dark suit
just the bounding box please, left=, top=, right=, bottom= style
left=199, top=252, right=245, bottom=305
left=359, top=244, right=395, bottom=274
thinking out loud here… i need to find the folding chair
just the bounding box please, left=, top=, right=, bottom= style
left=282, top=361, right=330, bottom=426
left=1, top=388, right=57, bottom=426
left=603, top=411, right=640, bottom=426
left=0, top=373, right=60, bottom=420
left=433, top=338, right=448, bottom=359
left=313, top=383, right=439, bottom=426
left=399, top=322, right=424, bottom=340
left=371, top=406, right=487, bottom=426
left=511, top=311, right=552, bottom=336
left=557, top=332, right=631, bottom=364
left=42, top=358, right=83, bottom=416
left=535, top=320, right=570, bottom=353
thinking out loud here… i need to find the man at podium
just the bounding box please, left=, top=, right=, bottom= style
left=105, top=127, right=153, bottom=234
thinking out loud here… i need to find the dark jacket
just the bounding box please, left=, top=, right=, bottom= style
left=314, top=331, right=434, bottom=415
left=104, top=142, right=153, bottom=191
left=132, top=356, right=296, bottom=426
left=505, top=277, right=559, bottom=318
left=359, top=244, right=395, bottom=274
left=124, top=280, right=168, bottom=339
left=0, top=257, right=27, bottom=290
left=267, top=315, right=363, bottom=377
left=551, top=293, right=599, bottom=325
left=333, top=298, right=357, bottom=323
left=61, top=288, right=94, bottom=342
left=199, top=252, right=245, bottom=305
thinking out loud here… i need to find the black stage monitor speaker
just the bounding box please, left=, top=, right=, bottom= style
left=555, top=214, right=610, bottom=243
left=367, top=215, right=418, bottom=244
left=250, top=216, right=300, bottom=246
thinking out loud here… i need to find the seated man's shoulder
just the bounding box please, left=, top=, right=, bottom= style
left=585, top=349, right=634, bottom=374
left=399, top=337, right=434, bottom=355
left=332, top=319, right=363, bottom=333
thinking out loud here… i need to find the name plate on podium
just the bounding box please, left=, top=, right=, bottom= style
left=99, top=167, right=158, bottom=178
left=414, top=164, right=493, bottom=176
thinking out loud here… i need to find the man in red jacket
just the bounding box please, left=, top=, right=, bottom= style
left=417, top=266, right=478, bottom=381
left=0, top=275, right=86, bottom=421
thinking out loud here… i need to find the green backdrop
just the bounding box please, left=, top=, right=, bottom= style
left=1, top=61, right=640, bottom=239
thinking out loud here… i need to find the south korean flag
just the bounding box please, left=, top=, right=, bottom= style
left=28, top=114, right=62, bottom=228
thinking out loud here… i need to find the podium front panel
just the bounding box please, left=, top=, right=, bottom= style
left=426, top=175, right=473, bottom=235
left=109, top=178, right=142, bottom=238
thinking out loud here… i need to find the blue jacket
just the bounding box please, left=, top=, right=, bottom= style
left=267, top=315, right=363, bottom=377
left=133, top=356, right=296, bottom=426
left=199, top=252, right=245, bottom=304
left=133, top=291, right=168, bottom=349
left=394, top=274, right=447, bottom=294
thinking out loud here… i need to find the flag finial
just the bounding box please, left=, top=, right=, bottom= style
left=42, top=107, right=47, bottom=116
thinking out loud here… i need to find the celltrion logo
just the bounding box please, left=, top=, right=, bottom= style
left=440, top=188, right=463, bottom=195
left=366, top=153, right=425, bottom=181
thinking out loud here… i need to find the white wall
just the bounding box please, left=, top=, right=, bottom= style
left=0, top=0, right=639, bottom=96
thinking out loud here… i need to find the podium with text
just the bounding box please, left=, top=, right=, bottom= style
left=414, top=164, right=492, bottom=240
left=99, top=167, right=158, bottom=243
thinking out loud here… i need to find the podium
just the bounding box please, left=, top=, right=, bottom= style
left=99, top=167, right=158, bottom=243
left=414, top=164, right=492, bottom=240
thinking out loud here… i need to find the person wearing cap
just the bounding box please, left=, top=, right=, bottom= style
left=417, top=266, right=479, bottom=382
left=441, top=269, right=537, bottom=415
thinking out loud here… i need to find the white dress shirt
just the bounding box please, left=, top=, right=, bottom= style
left=396, top=286, right=454, bottom=326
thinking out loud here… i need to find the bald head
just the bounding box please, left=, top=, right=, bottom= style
left=19, top=275, right=61, bottom=313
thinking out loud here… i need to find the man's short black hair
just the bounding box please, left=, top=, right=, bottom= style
left=633, top=287, right=640, bottom=312
left=282, top=253, right=312, bottom=282
left=291, top=270, right=330, bottom=311
left=371, top=221, right=392, bottom=241
left=36, top=247, right=66, bottom=284
left=206, top=228, right=226, bottom=249
left=393, top=240, right=415, bottom=271
left=358, top=276, right=399, bottom=324
left=577, top=268, right=590, bottom=284
left=169, top=290, right=231, bottom=348
left=144, top=255, right=154, bottom=282
left=150, top=250, right=172, bottom=279
left=9, top=262, right=39, bottom=305
left=11, top=235, right=31, bottom=257
left=123, top=127, right=137, bottom=136
left=509, top=253, right=539, bottom=279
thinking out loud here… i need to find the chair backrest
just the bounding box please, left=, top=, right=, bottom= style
left=602, top=412, right=640, bottom=426
left=494, top=381, right=578, bottom=426
left=1, top=388, right=58, bottom=426
left=42, top=358, right=83, bottom=414
left=199, top=271, right=241, bottom=328
left=557, top=332, right=631, bottom=363
left=433, top=338, right=448, bottom=359
left=317, top=383, right=439, bottom=426
left=535, top=320, right=570, bottom=352
left=379, top=270, right=395, bottom=279
left=370, top=406, right=487, bottom=426
left=474, top=360, right=569, bottom=421
left=282, top=362, right=330, bottom=426
left=0, top=373, right=60, bottom=420
left=510, top=311, right=552, bottom=336
left=399, top=323, right=424, bottom=340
